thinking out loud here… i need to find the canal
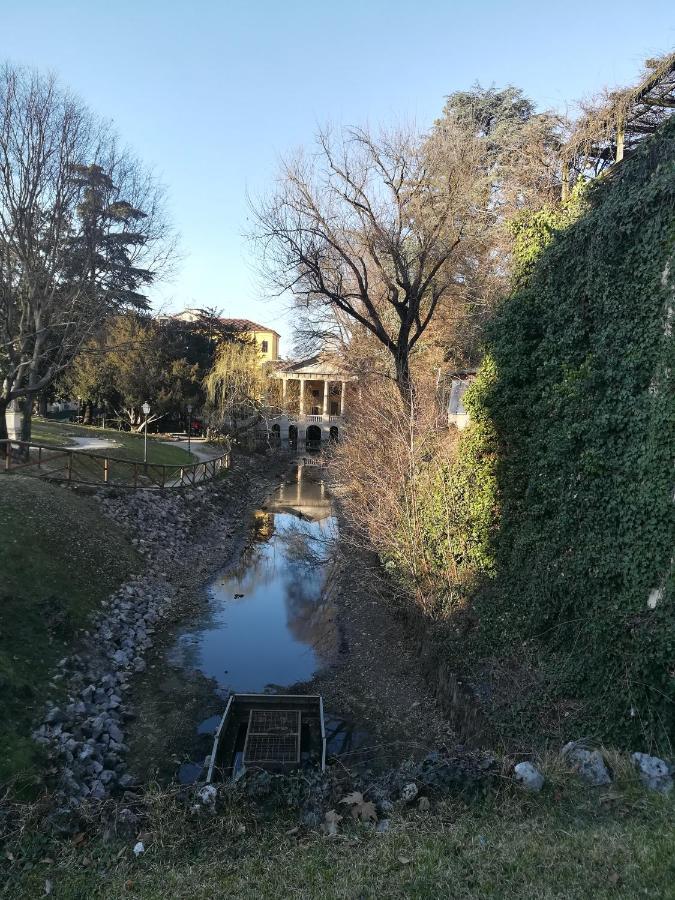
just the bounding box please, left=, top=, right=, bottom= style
left=166, top=464, right=368, bottom=781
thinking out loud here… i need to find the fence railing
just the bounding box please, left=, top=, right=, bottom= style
left=0, top=440, right=230, bottom=490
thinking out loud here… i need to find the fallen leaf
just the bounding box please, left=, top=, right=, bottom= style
left=398, top=856, right=411, bottom=865
left=340, top=791, right=364, bottom=806
left=418, top=797, right=430, bottom=813
left=72, top=832, right=86, bottom=847
left=608, top=872, right=621, bottom=886
left=350, top=800, right=378, bottom=824
left=44, top=880, right=52, bottom=896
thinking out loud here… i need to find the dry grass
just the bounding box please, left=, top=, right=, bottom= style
left=2, top=759, right=673, bottom=899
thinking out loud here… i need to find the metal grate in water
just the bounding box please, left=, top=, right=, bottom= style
left=243, top=709, right=301, bottom=765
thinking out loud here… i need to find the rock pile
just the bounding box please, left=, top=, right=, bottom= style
left=32, top=456, right=284, bottom=812
left=33, top=576, right=175, bottom=807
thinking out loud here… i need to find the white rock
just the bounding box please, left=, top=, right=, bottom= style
left=561, top=743, right=612, bottom=786
left=400, top=782, right=418, bottom=803
left=133, top=841, right=145, bottom=856
left=514, top=761, right=545, bottom=792
left=197, top=784, right=218, bottom=806
left=631, top=752, right=673, bottom=794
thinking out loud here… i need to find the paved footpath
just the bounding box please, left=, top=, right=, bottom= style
left=168, top=438, right=223, bottom=461
left=68, top=434, right=222, bottom=463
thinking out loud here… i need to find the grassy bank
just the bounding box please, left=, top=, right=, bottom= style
left=0, top=477, right=140, bottom=785
left=30, top=419, right=197, bottom=466
left=3, top=765, right=673, bottom=899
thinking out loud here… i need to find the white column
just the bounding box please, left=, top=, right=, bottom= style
left=340, top=381, right=346, bottom=416
left=322, top=379, right=329, bottom=416
left=299, top=378, right=305, bottom=416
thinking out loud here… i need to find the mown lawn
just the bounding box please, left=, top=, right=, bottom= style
left=30, top=419, right=197, bottom=466
left=0, top=477, right=140, bottom=787
left=2, top=772, right=674, bottom=899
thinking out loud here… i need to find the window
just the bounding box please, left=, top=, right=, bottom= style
left=261, top=340, right=269, bottom=354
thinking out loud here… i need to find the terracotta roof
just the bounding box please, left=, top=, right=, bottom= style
left=220, top=318, right=280, bottom=337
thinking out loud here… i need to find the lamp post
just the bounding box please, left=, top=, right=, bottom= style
left=142, top=401, right=151, bottom=465
left=187, top=404, right=193, bottom=455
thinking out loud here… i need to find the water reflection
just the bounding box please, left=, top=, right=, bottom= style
left=169, top=467, right=338, bottom=694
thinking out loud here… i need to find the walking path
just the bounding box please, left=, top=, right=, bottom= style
left=70, top=436, right=121, bottom=451
left=68, top=434, right=220, bottom=463
left=168, top=438, right=223, bottom=462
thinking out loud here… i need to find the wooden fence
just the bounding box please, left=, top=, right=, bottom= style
left=0, top=440, right=230, bottom=490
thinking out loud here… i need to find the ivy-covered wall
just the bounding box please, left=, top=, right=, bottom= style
left=461, top=118, right=675, bottom=746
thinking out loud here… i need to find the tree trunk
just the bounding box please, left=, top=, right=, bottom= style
left=38, top=393, right=48, bottom=417
left=394, top=351, right=415, bottom=412
left=0, top=396, right=8, bottom=458
left=19, top=398, right=33, bottom=459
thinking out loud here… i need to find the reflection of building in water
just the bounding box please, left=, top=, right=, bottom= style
left=266, top=467, right=332, bottom=522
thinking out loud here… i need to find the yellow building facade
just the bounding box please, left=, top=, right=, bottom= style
left=168, top=310, right=280, bottom=362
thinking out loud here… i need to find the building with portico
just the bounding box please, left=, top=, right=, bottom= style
left=269, top=354, right=355, bottom=451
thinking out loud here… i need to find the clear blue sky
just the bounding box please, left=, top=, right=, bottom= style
left=4, top=1, right=674, bottom=352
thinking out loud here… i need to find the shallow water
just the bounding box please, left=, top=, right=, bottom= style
left=168, top=465, right=376, bottom=782
left=169, top=466, right=338, bottom=693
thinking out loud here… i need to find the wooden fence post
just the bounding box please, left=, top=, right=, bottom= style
left=104, top=458, right=109, bottom=483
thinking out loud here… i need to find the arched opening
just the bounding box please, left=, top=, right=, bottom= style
left=306, top=424, right=322, bottom=452
left=288, top=424, right=298, bottom=448
left=271, top=423, right=281, bottom=447
left=329, top=425, right=339, bottom=442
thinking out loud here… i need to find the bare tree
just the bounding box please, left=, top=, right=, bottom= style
left=251, top=123, right=482, bottom=403
left=0, top=64, right=176, bottom=449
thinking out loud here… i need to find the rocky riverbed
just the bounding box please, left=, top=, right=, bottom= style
left=32, top=453, right=290, bottom=816
left=28, top=450, right=674, bottom=834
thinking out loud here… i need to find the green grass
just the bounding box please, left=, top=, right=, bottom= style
left=9, top=419, right=200, bottom=487
left=30, top=419, right=197, bottom=466
left=2, top=766, right=674, bottom=898
left=0, top=477, right=140, bottom=786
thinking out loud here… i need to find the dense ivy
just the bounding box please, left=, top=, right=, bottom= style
left=458, top=119, right=675, bottom=746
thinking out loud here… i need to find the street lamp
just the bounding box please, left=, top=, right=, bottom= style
left=142, top=401, right=151, bottom=465
left=187, top=404, right=193, bottom=455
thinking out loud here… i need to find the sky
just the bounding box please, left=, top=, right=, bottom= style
left=4, top=1, right=674, bottom=352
